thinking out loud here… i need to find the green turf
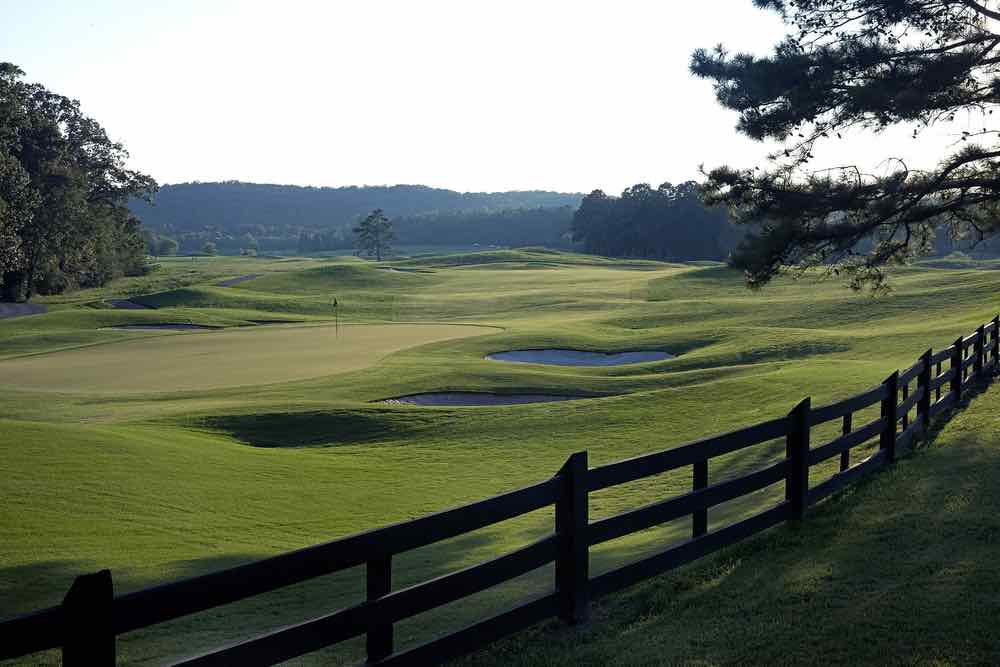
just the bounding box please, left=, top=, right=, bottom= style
left=1, top=249, right=998, bottom=665
left=0, top=323, right=493, bottom=393
left=465, top=380, right=1000, bottom=666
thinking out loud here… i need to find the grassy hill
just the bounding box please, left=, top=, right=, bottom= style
left=466, top=381, right=1000, bottom=666
left=1, top=249, right=998, bottom=664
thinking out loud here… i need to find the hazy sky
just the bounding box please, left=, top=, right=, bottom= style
left=5, top=0, right=979, bottom=193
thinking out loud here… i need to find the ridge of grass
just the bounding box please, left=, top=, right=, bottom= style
left=465, top=381, right=1000, bottom=666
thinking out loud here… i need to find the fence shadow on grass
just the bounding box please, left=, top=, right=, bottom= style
left=2, top=316, right=999, bottom=666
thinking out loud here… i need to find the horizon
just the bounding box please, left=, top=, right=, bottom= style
left=153, top=179, right=588, bottom=195
left=8, top=0, right=976, bottom=195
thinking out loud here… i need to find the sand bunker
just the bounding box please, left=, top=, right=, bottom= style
left=216, top=274, right=260, bottom=287
left=111, top=323, right=222, bottom=331
left=247, top=319, right=304, bottom=325
left=487, top=349, right=673, bottom=366
left=378, top=267, right=433, bottom=274
left=384, top=392, right=591, bottom=406
left=0, top=303, right=46, bottom=319
left=106, top=299, right=154, bottom=310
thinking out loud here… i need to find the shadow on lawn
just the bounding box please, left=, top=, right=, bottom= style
left=463, top=380, right=1000, bottom=666
left=1, top=527, right=526, bottom=666
left=198, top=408, right=453, bottom=447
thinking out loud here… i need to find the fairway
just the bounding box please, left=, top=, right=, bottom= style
left=0, top=323, right=493, bottom=393
left=3, top=251, right=1000, bottom=665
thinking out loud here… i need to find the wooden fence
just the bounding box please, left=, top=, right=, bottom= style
left=2, top=315, right=998, bottom=666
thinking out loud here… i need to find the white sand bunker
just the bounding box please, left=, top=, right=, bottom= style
left=488, top=349, right=673, bottom=366
left=216, top=274, right=260, bottom=287
left=247, top=319, right=304, bottom=325
left=111, top=323, right=222, bottom=331
left=0, top=303, right=46, bottom=319
left=384, top=392, right=591, bottom=406
left=106, top=299, right=154, bottom=309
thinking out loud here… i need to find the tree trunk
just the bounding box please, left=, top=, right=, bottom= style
left=1, top=270, right=26, bottom=303
left=23, top=252, right=39, bottom=301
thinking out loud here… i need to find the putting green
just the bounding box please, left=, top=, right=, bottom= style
left=0, top=323, right=493, bottom=394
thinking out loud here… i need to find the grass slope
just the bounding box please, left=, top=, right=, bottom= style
left=1, top=249, right=998, bottom=664
left=0, top=323, right=492, bottom=393
left=467, top=382, right=1000, bottom=666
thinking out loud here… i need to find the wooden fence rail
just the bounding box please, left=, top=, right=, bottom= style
left=2, top=316, right=999, bottom=666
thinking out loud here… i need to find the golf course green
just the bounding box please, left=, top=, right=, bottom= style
left=0, top=323, right=493, bottom=393
left=2, top=249, right=998, bottom=665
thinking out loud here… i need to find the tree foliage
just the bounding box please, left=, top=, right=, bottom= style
left=155, top=237, right=179, bottom=256
left=691, top=0, right=1000, bottom=289
left=130, top=183, right=582, bottom=256
left=393, top=206, right=574, bottom=248
left=294, top=206, right=574, bottom=254
left=130, top=182, right=581, bottom=233
left=0, top=63, right=156, bottom=301
left=571, top=181, right=741, bottom=260
left=354, top=209, right=395, bottom=261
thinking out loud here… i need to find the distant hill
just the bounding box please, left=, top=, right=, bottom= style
left=130, top=181, right=583, bottom=232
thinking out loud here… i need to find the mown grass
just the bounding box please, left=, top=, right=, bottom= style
left=465, top=381, right=1000, bottom=666
left=1, top=249, right=998, bottom=665
left=0, top=323, right=492, bottom=393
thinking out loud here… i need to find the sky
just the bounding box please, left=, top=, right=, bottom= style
left=4, top=0, right=982, bottom=194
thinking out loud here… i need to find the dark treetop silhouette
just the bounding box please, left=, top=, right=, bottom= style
left=354, top=209, right=395, bottom=261
left=0, top=63, right=156, bottom=302
left=692, top=0, right=1000, bottom=290
left=571, top=181, right=742, bottom=261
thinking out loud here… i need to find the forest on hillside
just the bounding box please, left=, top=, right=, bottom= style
left=132, top=179, right=1000, bottom=261
left=132, top=182, right=582, bottom=254
left=571, top=182, right=744, bottom=261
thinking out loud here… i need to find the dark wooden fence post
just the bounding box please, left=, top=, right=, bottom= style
left=900, top=382, right=909, bottom=430
left=993, top=316, right=1000, bottom=368
left=692, top=460, right=708, bottom=538
left=918, top=349, right=932, bottom=430
left=366, top=556, right=393, bottom=662
left=880, top=371, right=899, bottom=463
left=786, top=398, right=810, bottom=520
left=555, top=451, right=589, bottom=624
left=975, top=324, right=985, bottom=377
left=62, top=569, right=114, bottom=667
left=951, top=336, right=963, bottom=402
left=840, top=413, right=852, bottom=472
left=936, top=359, right=943, bottom=401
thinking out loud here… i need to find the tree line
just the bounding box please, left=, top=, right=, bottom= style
left=571, top=181, right=742, bottom=261
left=129, top=181, right=582, bottom=235
left=0, top=63, right=156, bottom=302
left=294, top=205, right=575, bottom=254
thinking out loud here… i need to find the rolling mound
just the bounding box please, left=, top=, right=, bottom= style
left=0, top=323, right=492, bottom=394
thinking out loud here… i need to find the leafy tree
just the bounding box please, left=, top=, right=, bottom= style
left=0, top=63, right=156, bottom=301
left=239, top=231, right=258, bottom=250
left=353, top=209, right=395, bottom=261
left=202, top=241, right=217, bottom=256
left=691, top=1, right=1000, bottom=289
left=156, top=238, right=179, bottom=256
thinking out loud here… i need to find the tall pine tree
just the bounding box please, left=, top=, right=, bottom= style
left=692, top=1, right=1000, bottom=289
left=353, top=209, right=395, bottom=261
